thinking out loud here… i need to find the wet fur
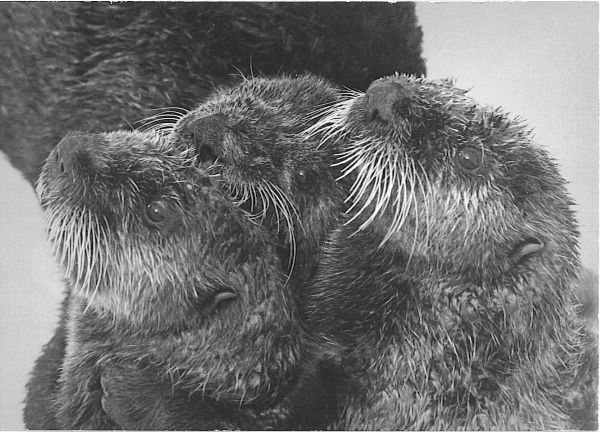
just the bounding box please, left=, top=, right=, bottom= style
left=303, top=75, right=598, bottom=430
left=9, top=4, right=425, bottom=427
left=34, top=76, right=346, bottom=429
left=0, top=2, right=425, bottom=185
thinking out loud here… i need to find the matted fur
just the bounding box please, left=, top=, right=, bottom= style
left=0, top=2, right=425, bottom=185
left=302, top=75, right=598, bottom=430
left=33, top=76, right=346, bottom=430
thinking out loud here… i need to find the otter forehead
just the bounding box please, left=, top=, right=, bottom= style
left=173, top=75, right=340, bottom=169
left=183, top=75, right=338, bottom=125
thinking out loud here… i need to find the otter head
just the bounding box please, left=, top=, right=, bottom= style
left=170, top=75, right=346, bottom=280
left=309, top=74, right=580, bottom=281
left=36, top=75, right=343, bottom=416
left=298, top=76, right=588, bottom=432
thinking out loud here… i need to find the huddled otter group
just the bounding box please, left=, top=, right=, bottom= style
left=30, top=75, right=596, bottom=429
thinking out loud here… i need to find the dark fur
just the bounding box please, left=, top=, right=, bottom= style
left=0, top=2, right=425, bottom=185
left=4, top=4, right=425, bottom=428
left=33, top=76, right=346, bottom=429
left=302, top=75, right=598, bottom=430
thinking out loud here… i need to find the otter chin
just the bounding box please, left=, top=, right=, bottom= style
left=303, top=75, right=597, bottom=430
left=34, top=75, right=345, bottom=430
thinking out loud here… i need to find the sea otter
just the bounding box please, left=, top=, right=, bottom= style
left=32, top=75, right=346, bottom=429
left=301, top=75, right=598, bottom=430
left=1, top=2, right=425, bottom=186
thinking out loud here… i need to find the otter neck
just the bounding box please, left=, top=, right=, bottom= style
left=305, top=223, right=577, bottom=346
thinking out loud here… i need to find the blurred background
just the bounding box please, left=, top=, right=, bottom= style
left=418, top=2, right=598, bottom=274
left=0, top=2, right=597, bottom=429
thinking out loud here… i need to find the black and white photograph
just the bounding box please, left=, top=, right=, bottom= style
left=0, top=2, right=597, bottom=429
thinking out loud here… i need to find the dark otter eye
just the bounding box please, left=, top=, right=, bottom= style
left=146, top=200, right=171, bottom=225
left=297, top=169, right=309, bottom=185
left=295, top=168, right=318, bottom=192
left=456, top=147, right=482, bottom=173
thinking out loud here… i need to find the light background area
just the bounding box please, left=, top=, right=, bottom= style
left=0, top=2, right=598, bottom=429
left=417, top=1, right=599, bottom=270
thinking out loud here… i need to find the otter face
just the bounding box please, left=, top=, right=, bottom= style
left=170, top=75, right=345, bottom=280
left=309, top=75, right=579, bottom=278
left=37, top=76, right=343, bottom=412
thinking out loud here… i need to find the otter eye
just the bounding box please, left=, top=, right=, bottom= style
left=146, top=200, right=171, bottom=225
left=456, top=147, right=482, bottom=173
left=297, top=169, right=309, bottom=185
left=295, top=168, right=318, bottom=191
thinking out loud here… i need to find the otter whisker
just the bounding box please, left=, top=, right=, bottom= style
left=403, top=158, right=427, bottom=262
left=258, top=180, right=299, bottom=275
left=334, top=136, right=379, bottom=177
left=141, top=125, right=171, bottom=137
left=71, top=212, right=82, bottom=291
left=248, top=183, right=264, bottom=221
left=80, top=210, right=95, bottom=294
left=255, top=184, right=271, bottom=224
left=259, top=184, right=280, bottom=231
left=380, top=151, right=417, bottom=246
left=379, top=155, right=404, bottom=246
left=342, top=140, right=390, bottom=231
left=136, top=108, right=190, bottom=135
left=83, top=212, right=102, bottom=313
left=271, top=181, right=302, bottom=242
left=54, top=216, right=69, bottom=268
left=53, top=211, right=68, bottom=272
left=227, top=181, right=262, bottom=222
left=302, top=97, right=356, bottom=149
left=301, top=97, right=351, bottom=126
left=72, top=209, right=86, bottom=289
left=374, top=147, right=400, bottom=224
left=90, top=213, right=107, bottom=305
left=339, top=88, right=365, bottom=100
left=227, top=177, right=300, bottom=273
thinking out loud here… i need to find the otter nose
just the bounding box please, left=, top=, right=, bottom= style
left=51, top=133, right=107, bottom=177
left=183, top=114, right=226, bottom=164
left=365, top=80, right=409, bottom=123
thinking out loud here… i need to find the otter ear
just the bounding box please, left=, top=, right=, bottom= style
left=511, top=237, right=545, bottom=264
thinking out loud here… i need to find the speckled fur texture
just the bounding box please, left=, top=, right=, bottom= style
left=302, top=75, right=598, bottom=430
left=5, top=4, right=425, bottom=428
left=0, top=2, right=425, bottom=186
left=31, top=76, right=347, bottom=430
